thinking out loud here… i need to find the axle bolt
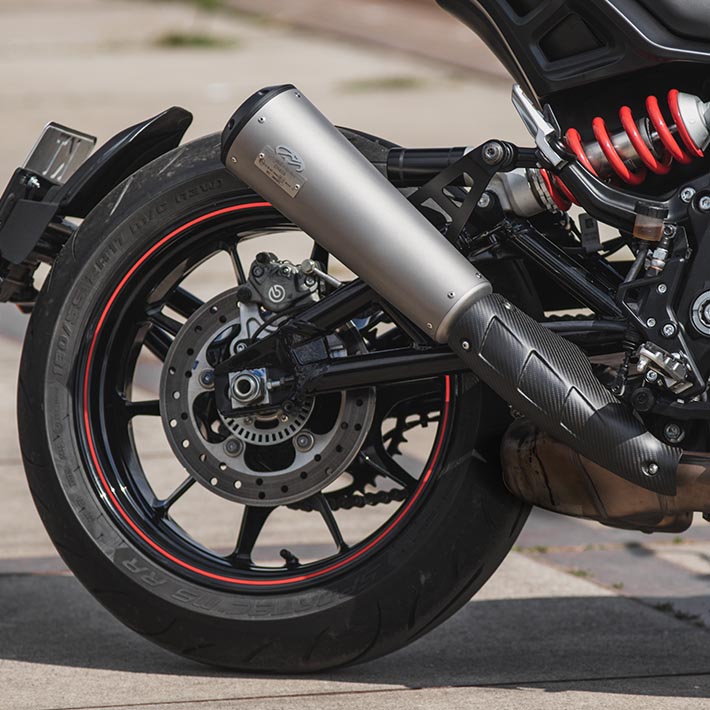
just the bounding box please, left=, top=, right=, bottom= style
left=680, top=187, right=696, bottom=203
left=700, top=195, right=710, bottom=212
left=294, top=431, right=315, bottom=452
left=663, top=422, right=685, bottom=444
left=199, top=370, right=215, bottom=388
left=482, top=141, right=505, bottom=166
left=661, top=323, right=677, bottom=338
left=224, top=439, right=243, bottom=457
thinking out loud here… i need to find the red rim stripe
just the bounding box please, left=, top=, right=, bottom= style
left=80, top=203, right=451, bottom=587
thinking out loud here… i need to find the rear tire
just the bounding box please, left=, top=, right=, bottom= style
left=18, top=133, right=530, bottom=671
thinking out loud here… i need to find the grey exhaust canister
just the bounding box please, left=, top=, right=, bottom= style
left=221, top=84, right=681, bottom=494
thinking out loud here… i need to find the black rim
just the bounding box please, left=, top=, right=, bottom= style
left=77, top=200, right=454, bottom=591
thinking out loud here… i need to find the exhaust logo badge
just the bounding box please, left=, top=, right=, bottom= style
left=256, top=145, right=307, bottom=199
left=275, top=145, right=305, bottom=173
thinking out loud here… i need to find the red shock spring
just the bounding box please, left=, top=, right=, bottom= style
left=542, top=89, right=704, bottom=211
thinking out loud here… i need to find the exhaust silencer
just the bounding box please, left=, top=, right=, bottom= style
left=221, top=85, right=491, bottom=343
left=221, top=85, right=680, bottom=493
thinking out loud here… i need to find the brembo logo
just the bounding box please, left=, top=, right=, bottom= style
left=268, top=284, right=287, bottom=303
left=276, top=145, right=305, bottom=173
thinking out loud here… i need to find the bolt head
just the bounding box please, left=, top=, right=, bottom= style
left=703, top=304, right=710, bottom=324
left=645, top=370, right=659, bottom=383
left=663, top=422, right=685, bottom=444
left=646, top=317, right=656, bottom=328
left=224, top=439, right=243, bottom=457
left=461, top=339, right=471, bottom=351
left=482, top=142, right=505, bottom=165
left=294, top=431, right=315, bottom=452
left=643, top=462, right=659, bottom=477
left=657, top=283, right=668, bottom=294
left=477, top=192, right=492, bottom=209
left=426, top=322, right=433, bottom=330
left=681, top=187, right=696, bottom=203
left=663, top=224, right=677, bottom=237
left=235, top=342, right=247, bottom=353
left=447, top=291, right=456, bottom=299
left=230, top=156, right=238, bottom=164
left=662, top=323, right=677, bottom=338
left=258, top=116, right=266, bottom=124
left=199, top=370, right=215, bottom=388
left=700, top=195, right=710, bottom=212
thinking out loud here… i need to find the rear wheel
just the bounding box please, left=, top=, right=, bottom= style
left=18, top=133, right=529, bottom=671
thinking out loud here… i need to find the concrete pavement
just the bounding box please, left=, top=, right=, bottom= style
left=2, top=1, right=710, bottom=708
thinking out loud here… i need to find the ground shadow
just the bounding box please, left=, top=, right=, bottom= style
left=1, top=572, right=709, bottom=700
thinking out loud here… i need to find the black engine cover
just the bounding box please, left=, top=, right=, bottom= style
left=438, top=0, right=710, bottom=101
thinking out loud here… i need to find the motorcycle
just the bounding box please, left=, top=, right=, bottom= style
left=3, top=0, right=710, bottom=671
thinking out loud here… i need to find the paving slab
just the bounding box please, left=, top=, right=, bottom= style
left=3, top=554, right=710, bottom=710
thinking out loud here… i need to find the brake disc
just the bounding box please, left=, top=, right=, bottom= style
left=160, top=287, right=375, bottom=507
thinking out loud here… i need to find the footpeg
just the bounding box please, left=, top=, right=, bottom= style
left=449, top=293, right=680, bottom=493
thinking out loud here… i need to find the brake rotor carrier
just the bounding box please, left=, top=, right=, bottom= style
left=160, top=287, right=375, bottom=507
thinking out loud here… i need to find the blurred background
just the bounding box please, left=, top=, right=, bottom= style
left=1, top=0, right=528, bottom=177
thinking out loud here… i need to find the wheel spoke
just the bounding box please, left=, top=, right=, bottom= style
left=309, top=492, right=348, bottom=552
left=147, top=310, right=183, bottom=337
left=230, top=505, right=274, bottom=564
left=166, top=287, right=203, bottom=319
left=144, top=327, right=172, bottom=361
left=227, top=243, right=247, bottom=284
left=125, top=399, right=161, bottom=418
left=155, top=476, right=196, bottom=517
left=356, top=447, right=418, bottom=490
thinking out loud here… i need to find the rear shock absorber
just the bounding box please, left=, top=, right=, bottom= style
left=543, top=90, right=710, bottom=211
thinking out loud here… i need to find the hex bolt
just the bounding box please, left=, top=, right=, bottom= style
left=224, top=439, right=243, bottom=457
left=680, top=187, right=696, bottom=203
left=461, top=339, right=471, bottom=351
left=700, top=195, right=710, bottom=212
left=645, top=370, right=659, bottom=383
left=646, top=317, right=657, bottom=328
left=304, top=276, right=316, bottom=287
left=294, top=431, right=315, bottom=452
left=477, top=192, right=492, bottom=209
left=661, top=323, right=677, bottom=338
left=26, top=176, right=41, bottom=190
left=482, top=141, right=505, bottom=166
left=663, top=224, right=677, bottom=237
left=663, top=422, right=685, bottom=444
left=657, top=283, right=668, bottom=294
left=643, top=462, right=659, bottom=477
left=199, top=370, right=215, bottom=388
